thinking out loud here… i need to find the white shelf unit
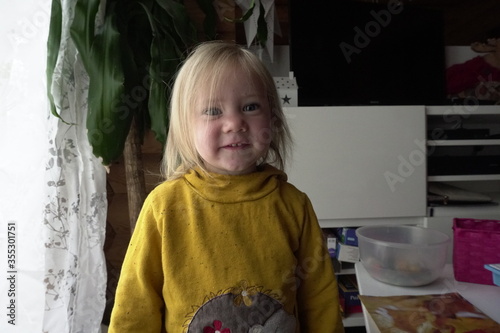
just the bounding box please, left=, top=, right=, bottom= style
left=426, top=105, right=500, bottom=190
left=424, top=105, right=500, bottom=264
left=283, top=106, right=499, bottom=328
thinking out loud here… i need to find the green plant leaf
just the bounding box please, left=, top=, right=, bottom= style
left=115, top=2, right=154, bottom=142
left=50, top=0, right=205, bottom=165
left=154, top=0, right=197, bottom=47
left=46, top=0, right=62, bottom=118
left=70, top=0, right=100, bottom=65
left=71, top=0, right=132, bottom=165
left=148, top=31, right=182, bottom=145
left=225, top=0, right=255, bottom=23
left=139, top=1, right=184, bottom=145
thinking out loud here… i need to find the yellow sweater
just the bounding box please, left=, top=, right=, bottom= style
left=109, top=165, right=344, bottom=333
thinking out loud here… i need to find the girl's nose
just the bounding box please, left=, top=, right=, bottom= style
left=223, top=112, right=248, bottom=133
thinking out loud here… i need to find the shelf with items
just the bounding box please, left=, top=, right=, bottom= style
left=426, top=106, right=500, bottom=180
left=338, top=274, right=365, bottom=327
left=335, top=262, right=356, bottom=276
left=428, top=191, right=500, bottom=217
left=426, top=105, right=500, bottom=138
left=427, top=145, right=500, bottom=179
left=321, top=227, right=364, bottom=327
left=426, top=105, right=500, bottom=216
left=322, top=227, right=360, bottom=274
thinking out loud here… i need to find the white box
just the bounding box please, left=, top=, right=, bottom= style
left=274, top=72, right=298, bottom=107
left=336, top=242, right=360, bottom=263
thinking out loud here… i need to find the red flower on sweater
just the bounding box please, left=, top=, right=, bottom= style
left=203, top=320, right=231, bottom=333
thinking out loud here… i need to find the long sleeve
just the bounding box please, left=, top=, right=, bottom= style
left=296, top=196, right=344, bottom=333
left=108, top=195, right=165, bottom=333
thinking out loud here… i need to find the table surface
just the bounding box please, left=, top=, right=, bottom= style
left=355, top=262, right=500, bottom=332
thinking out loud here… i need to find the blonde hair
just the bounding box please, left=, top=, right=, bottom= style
left=161, top=41, right=292, bottom=180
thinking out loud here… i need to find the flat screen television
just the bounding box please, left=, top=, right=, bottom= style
left=289, top=0, right=447, bottom=106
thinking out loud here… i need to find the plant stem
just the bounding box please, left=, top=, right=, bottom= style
left=123, top=116, right=146, bottom=234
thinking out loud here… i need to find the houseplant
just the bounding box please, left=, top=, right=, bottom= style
left=46, top=0, right=272, bottom=230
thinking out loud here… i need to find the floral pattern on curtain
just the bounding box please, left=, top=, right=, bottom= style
left=43, top=0, right=107, bottom=332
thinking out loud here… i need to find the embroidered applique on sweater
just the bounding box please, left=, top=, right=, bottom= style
left=185, top=280, right=296, bottom=332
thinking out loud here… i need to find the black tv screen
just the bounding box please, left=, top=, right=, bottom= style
left=290, top=0, right=446, bottom=106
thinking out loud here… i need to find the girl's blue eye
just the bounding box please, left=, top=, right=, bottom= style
left=204, top=108, right=221, bottom=116
left=243, top=104, right=259, bottom=112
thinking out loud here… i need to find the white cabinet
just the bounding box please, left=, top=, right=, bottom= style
left=285, top=106, right=427, bottom=223
left=284, top=106, right=427, bottom=328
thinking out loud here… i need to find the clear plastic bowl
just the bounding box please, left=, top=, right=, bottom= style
left=356, top=225, right=450, bottom=286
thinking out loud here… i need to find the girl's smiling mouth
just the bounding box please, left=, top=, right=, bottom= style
left=222, top=143, right=249, bottom=149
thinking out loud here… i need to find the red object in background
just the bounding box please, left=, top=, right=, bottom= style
left=446, top=56, right=500, bottom=96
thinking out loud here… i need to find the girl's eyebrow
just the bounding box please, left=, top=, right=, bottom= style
left=201, top=93, right=264, bottom=105
left=198, top=98, right=219, bottom=107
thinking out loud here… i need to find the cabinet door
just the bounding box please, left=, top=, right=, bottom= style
left=285, top=106, right=426, bottom=220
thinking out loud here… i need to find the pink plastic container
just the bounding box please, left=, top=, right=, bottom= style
left=453, top=218, right=500, bottom=285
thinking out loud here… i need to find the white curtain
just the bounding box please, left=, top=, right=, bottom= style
left=0, top=1, right=107, bottom=332
left=43, top=0, right=108, bottom=331
left=0, top=2, right=49, bottom=332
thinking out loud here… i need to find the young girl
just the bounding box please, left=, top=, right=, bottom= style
left=108, top=41, right=344, bottom=333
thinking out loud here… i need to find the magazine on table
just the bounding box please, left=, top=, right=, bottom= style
left=359, top=292, right=500, bottom=333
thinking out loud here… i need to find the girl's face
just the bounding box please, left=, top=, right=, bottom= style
left=193, top=67, right=272, bottom=175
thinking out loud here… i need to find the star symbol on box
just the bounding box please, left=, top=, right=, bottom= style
left=282, top=95, right=292, bottom=104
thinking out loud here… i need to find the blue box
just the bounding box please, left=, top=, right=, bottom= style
left=484, top=264, right=500, bottom=286
left=337, top=275, right=360, bottom=307
left=337, top=227, right=359, bottom=246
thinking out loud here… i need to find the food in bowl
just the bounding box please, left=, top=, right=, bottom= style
left=356, top=225, right=450, bottom=286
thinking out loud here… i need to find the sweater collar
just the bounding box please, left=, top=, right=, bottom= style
left=183, top=165, right=287, bottom=203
